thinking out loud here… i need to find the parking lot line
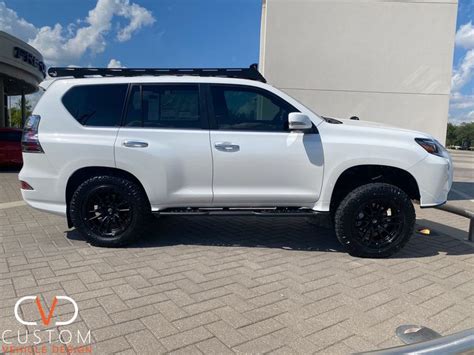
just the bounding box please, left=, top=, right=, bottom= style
left=0, top=200, right=26, bottom=209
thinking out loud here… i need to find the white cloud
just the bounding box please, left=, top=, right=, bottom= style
left=107, top=58, right=125, bottom=68
left=451, top=49, right=474, bottom=92
left=116, top=2, right=155, bottom=42
left=450, top=22, right=474, bottom=118
left=0, top=0, right=155, bottom=66
left=455, top=22, right=474, bottom=49
left=0, top=2, right=37, bottom=41
left=449, top=113, right=474, bottom=125
left=450, top=92, right=474, bottom=110
left=449, top=92, right=474, bottom=125
left=451, top=22, right=474, bottom=93
left=450, top=101, right=474, bottom=110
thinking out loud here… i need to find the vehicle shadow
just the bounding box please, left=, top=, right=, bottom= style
left=416, top=218, right=469, bottom=241
left=66, top=216, right=474, bottom=257
left=140, top=216, right=342, bottom=252
left=67, top=216, right=344, bottom=253
left=448, top=181, right=474, bottom=201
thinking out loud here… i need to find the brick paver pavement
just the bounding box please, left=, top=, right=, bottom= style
left=0, top=170, right=22, bottom=204
left=0, top=155, right=473, bottom=354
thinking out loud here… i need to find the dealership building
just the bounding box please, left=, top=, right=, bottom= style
left=0, top=31, right=45, bottom=128
left=259, top=0, right=458, bottom=143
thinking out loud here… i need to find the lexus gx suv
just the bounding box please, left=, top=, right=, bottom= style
left=19, top=66, right=453, bottom=258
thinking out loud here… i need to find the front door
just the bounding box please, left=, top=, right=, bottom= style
left=208, top=84, right=324, bottom=207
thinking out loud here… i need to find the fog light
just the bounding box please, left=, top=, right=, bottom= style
left=20, top=181, right=34, bottom=190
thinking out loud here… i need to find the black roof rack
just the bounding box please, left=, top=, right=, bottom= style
left=47, top=64, right=266, bottom=83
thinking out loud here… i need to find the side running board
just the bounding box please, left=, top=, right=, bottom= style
left=154, top=208, right=325, bottom=217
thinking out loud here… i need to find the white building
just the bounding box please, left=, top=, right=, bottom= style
left=259, top=0, right=458, bottom=143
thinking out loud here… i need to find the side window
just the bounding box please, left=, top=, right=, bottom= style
left=62, top=84, right=128, bottom=126
left=124, top=85, right=201, bottom=129
left=125, top=86, right=142, bottom=127
left=210, top=85, right=296, bottom=132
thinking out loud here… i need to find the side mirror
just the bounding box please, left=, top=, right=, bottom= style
left=288, top=113, right=313, bottom=131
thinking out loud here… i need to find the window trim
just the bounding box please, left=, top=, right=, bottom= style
left=120, top=83, right=209, bottom=130
left=206, top=83, right=300, bottom=133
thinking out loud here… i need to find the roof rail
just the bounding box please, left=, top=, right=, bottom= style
left=47, top=64, right=266, bottom=83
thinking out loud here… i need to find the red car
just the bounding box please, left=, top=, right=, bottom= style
left=0, top=128, right=23, bottom=166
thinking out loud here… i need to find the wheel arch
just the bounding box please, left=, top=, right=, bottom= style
left=65, top=166, right=150, bottom=227
left=329, top=164, right=420, bottom=213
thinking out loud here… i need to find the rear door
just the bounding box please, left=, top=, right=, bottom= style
left=115, top=83, right=213, bottom=209
left=208, top=84, right=324, bottom=206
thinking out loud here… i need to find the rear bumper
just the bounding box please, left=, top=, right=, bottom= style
left=19, top=153, right=67, bottom=216
left=408, top=153, right=453, bottom=208
left=20, top=191, right=67, bottom=216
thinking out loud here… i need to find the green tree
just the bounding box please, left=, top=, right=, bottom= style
left=446, top=123, right=458, bottom=146
left=456, top=122, right=474, bottom=148
left=8, top=99, right=32, bottom=128
left=446, top=122, right=474, bottom=148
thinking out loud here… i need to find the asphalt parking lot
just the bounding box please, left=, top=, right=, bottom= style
left=0, top=150, right=473, bottom=354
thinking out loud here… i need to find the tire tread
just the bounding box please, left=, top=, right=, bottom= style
left=334, top=183, right=415, bottom=258
left=70, top=175, right=150, bottom=247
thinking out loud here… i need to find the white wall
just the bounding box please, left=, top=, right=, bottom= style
left=259, top=0, right=458, bottom=143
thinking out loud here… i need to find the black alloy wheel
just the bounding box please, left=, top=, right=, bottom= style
left=82, top=185, right=133, bottom=237
left=334, top=183, right=415, bottom=258
left=352, top=199, right=404, bottom=250
left=70, top=175, right=150, bottom=247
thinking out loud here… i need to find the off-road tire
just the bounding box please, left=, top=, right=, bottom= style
left=334, top=183, right=415, bottom=258
left=70, top=175, right=150, bottom=247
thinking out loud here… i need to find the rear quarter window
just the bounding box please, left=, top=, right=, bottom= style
left=62, top=84, right=128, bottom=126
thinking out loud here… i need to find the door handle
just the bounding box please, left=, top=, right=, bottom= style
left=123, top=140, right=148, bottom=148
left=214, top=142, right=240, bottom=152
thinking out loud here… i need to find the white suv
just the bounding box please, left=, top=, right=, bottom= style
left=19, top=66, right=453, bottom=257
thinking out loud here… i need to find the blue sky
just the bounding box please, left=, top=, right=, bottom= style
left=1, top=0, right=261, bottom=67
left=450, top=0, right=474, bottom=124
left=453, top=1, right=472, bottom=65
left=1, top=0, right=473, bottom=124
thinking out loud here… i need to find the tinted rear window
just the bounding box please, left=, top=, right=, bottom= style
left=0, top=131, right=22, bottom=142
left=62, top=84, right=128, bottom=126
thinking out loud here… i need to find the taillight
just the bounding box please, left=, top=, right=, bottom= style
left=22, top=115, right=43, bottom=153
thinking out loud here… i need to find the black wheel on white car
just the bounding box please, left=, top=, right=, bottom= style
left=334, top=183, right=415, bottom=258
left=70, top=175, right=150, bottom=247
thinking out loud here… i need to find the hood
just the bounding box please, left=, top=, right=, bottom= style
left=328, top=117, right=432, bottom=139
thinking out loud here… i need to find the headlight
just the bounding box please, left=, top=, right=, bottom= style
left=415, top=138, right=447, bottom=158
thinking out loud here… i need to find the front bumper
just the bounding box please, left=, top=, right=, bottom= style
left=408, top=153, right=453, bottom=208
